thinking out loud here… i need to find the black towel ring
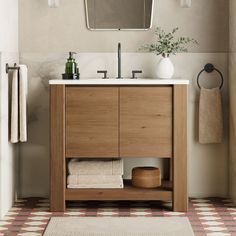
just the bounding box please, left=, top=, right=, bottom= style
left=197, top=63, right=224, bottom=89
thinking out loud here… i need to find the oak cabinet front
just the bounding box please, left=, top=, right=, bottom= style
left=50, top=84, right=188, bottom=212
left=65, top=86, right=172, bottom=158
left=66, top=87, right=119, bottom=158
left=120, top=87, right=172, bottom=157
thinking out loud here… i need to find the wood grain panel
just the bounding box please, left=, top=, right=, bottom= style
left=66, top=87, right=119, bottom=157
left=173, top=85, right=188, bottom=212
left=120, top=87, right=172, bottom=157
left=65, top=180, right=172, bottom=201
left=50, top=85, right=65, bottom=212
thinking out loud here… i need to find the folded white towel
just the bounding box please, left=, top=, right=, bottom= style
left=10, top=65, right=28, bottom=143
left=67, top=175, right=124, bottom=189
left=67, top=183, right=123, bottom=189
left=68, top=159, right=123, bottom=176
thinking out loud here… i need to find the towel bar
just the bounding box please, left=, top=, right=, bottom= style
left=6, top=63, right=20, bottom=74
left=197, top=63, right=224, bottom=89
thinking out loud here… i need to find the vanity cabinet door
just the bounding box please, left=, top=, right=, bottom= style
left=66, top=87, right=119, bottom=158
left=120, top=87, right=172, bottom=158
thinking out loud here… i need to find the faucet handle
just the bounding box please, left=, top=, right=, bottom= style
left=97, top=70, right=108, bottom=79
left=132, top=70, right=142, bottom=79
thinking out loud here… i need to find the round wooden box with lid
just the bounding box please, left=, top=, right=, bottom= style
left=132, top=167, right=161, bottom=188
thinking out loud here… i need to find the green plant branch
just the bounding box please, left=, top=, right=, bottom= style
left=140, top=27, right=198, bottom=56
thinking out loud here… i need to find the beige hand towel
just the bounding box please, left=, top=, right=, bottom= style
left=10, top=70, right=19, bottom=143
left=199, top=88, right=223, bottom=144
left=68, top=159, right=123, bottom=175
left=67, top=175, right=124, bottom=188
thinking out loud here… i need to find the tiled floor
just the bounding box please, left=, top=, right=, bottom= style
left=0, top=198, right=235, bottom=235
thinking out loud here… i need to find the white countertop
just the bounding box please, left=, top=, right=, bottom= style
left=49, top=78, right=189, bottom=85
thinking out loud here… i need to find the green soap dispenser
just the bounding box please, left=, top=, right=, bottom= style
left=62, top=52, right=80, bottom=80
left=65, top=52, right=77, bottom=74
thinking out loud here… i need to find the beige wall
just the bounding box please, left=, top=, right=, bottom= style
left=229, top=0, right=236, bottom=204
left=19, top=0, right=229, bottom=53
left=19, top=0, right=229, bottom=198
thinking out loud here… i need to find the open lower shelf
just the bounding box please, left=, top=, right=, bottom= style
left=65, top=156, right=172, bottom=159
left=65, top=180, right=172, bottom=201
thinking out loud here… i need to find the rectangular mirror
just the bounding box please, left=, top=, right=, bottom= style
left=85, top=0, right=154, bottom=30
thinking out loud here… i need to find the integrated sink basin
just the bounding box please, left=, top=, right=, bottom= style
left=49, top=78, right=189, bottom=85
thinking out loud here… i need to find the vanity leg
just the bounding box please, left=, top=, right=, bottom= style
left=173, top=85, right=188, bottom=212
left=169, top=159, right=173, bottom=181
left=50, top=85, right=66, bottom=212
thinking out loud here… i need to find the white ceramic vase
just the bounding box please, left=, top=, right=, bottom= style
left=156, top=56, right=174, bottom=79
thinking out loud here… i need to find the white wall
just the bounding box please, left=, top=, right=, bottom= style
left=0, top=0, right=19, bottom=218
left=0, top=0, right=18, bottom=53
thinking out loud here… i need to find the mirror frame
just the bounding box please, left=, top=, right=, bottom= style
left=84, top=0, right=154, bottom=31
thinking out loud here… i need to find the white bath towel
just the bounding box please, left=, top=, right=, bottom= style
left=67, top=175, right=124, bottom=189
left=10, top=65, right=28, bottom=143
left=199, top=87, right=223, bottom=143
left=19, top=65, right=28, bottom=142
left=68, top=159, right=123, bottom=176
left=10, top=69, right=19, bottom=143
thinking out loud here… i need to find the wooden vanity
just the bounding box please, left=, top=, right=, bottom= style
left=50, top=79, right=188, bottom=212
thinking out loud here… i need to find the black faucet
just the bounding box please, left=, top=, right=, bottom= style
left=117, top=42, right=122, bottom=79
